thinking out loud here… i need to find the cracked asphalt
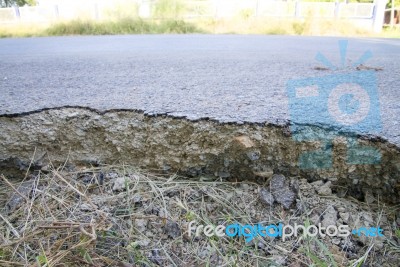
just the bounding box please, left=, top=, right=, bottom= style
left=0, top=35, right=399, bottom=146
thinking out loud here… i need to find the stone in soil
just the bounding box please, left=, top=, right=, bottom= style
left=6, top=178, right=36, bottom=213
left=259, top=188, right=274, bottom=206
left=269, top=174, right=297, bottom=209
left=112, top=177, right=127, bottom=191
left=321, top=205, right=337, bottom=228
left=316, top=181, right=332, bottom=196
left=134, top=219, right=148, bottom=233
left=164, top=221, right=181, bottom=238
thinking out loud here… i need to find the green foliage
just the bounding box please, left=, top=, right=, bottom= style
left=35, top=253, right=48, bottom=266
left=1, top=0, right=36, bottom=7
left=127, top=241, right=152, bottom=265
left=184, top=210, right=196, bottom=221
left=395, top=228, right=400, bottom=238
left=78, top=247, right=94, bottom=264
left=156, top=19, right=199, bottom=33
left=239, top=9, right=253, bottom=20
left=387, top=0, right=400, bottom=8
left=293, top=21, right=306, bottom=35
left=153, top=0, right=186, bottom=19
left=0, top=248, right=11, bottom=260
left=45, top=18, right=202, bottom=36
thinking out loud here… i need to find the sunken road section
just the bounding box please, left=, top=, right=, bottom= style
left=0, top=107, right=399, bottom=203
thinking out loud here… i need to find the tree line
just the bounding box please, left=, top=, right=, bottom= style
left=1, top=0, right=35, bottom=7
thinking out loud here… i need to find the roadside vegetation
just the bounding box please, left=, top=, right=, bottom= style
left=0, top=19, right=203, bottom=38
left=0, top=164, right=399, bottom=266
left=0, top=17, right=399, bottom=38
left=45, top=19, right=201, bottom=35
left=0, top=0, right=399, bottom=38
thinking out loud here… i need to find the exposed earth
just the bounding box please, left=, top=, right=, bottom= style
left=0, top=166, right=399, bottom=266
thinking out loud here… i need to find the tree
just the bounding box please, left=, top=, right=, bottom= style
left=387, top=0, right=400, bottom=8
left=0, top=0, right=36, bottom=7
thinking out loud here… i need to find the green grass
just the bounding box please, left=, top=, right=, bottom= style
left=380, top=26, right=400, bottom=38
left=0, top=18, right=203, bottom=38
left=46, top=18, right=202, bottom=35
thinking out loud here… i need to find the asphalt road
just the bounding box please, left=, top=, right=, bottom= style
left=0, top=35, right=399, bottom=146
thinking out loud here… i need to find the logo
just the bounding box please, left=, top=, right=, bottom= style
left=286, top=40, right=382, bottom=169
left=187, top=221, right=384, bottom=242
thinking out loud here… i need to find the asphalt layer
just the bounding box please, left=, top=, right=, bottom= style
left=0, top=35, right=399, bottom=146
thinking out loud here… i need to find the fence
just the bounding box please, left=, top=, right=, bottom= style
left=0, top=0, right=388, bottom=32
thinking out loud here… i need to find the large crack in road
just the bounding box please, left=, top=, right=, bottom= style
left=1, top=107, right=399, bottom=203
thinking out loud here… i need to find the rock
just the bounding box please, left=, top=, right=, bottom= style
left=269, top=174, right=297, bottom=209
left=373, top=238, right=384, bottom=250
left=107, top=172, right=119, bottom=180
left=253, top=170, right=274, bottom=179
left=276, top=188, right=295, bottom=209
left=246, top=150, right=260, bottom=161
left=361, top=212, right=374, bottom=226
left=259, top=188, right=274, bottom=206
left=233, top=135, right=254, bottom=148
left=98, top=172, right=104, bottom=185
left=270, top=174, right=285, bottom=188
left=321, top=206, right=337, bottom=228
left=331, top=238, right=341, bottom=245
left=41, top=165, right=50, bottom=172
left=134, top=219, right=148, bottom=232
left=310, top=213, right=321, bottom=225
left=364, top=190, right=376, bottom=204
left=311, top=180, right=324, bottom=187
left=206, top=204, right=215, bottom=212
left=337, top=207, right=346, bottom=212
left=317, top=181, right=332, bottom=196
left=164, top=221, right=181, bottom=238
left=198, top=246, right=210, bottom=259
left=290, top=179, right=300, bottom=194
left=159, top=209, right=168, bottom=218
left=149, top=249, right=162, bottom=265
left=6, top=179, right=36, bottom=213
left=80, top=203, right=96, bottom=212
left=113, top=177, right=128, bottom=191
left=271, top=255, right=286, bottom=265
left=240, top=183, right=250, bottom=190
left=132, top=194, right=142, bottom=204
left=339, top=212, right=350, bottom=223
left=132, top=239, right=150, bottom=247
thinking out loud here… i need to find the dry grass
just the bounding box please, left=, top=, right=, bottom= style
left=1, top=16, right=399, bottom=38
left=0, top=23, right=47, bottom=38
left=0, top=163, right=399, bottom=266
left=196, top=17, right=372, bottom=37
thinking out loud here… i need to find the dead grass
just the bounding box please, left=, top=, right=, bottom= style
left=0, top=23, right=47, bottom=38
left=196, top=17, right=372, bottom=37
left=0, top=163, right=399, bottom=266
